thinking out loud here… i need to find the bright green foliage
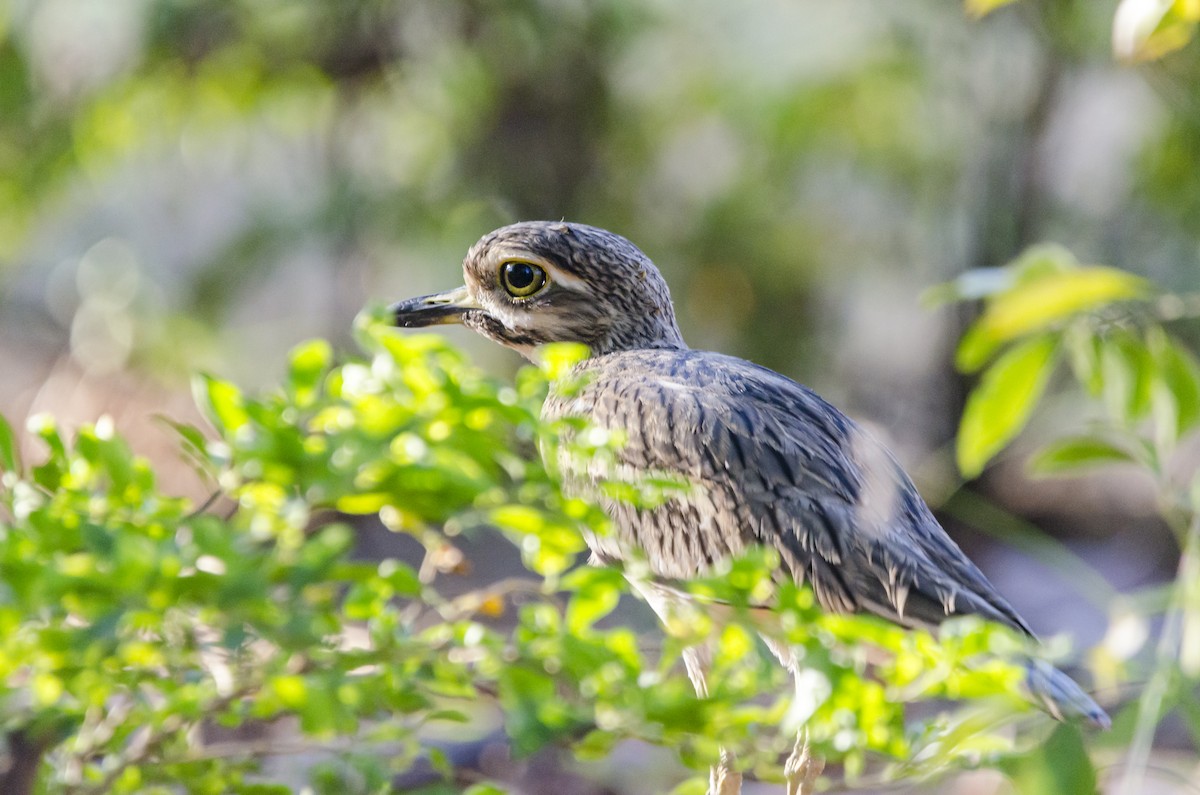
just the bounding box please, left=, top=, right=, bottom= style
left=945, top=245, right=1149, bottom=374
left=957, top=334, right=1061, bottom=478
left=1028, top=436, right=1137, bottom=476
left=0, top=311, right=1068, bottom=793
left=934, top=244, right=1185, bottom=477
left=943, top=243, right=1200, bottom=792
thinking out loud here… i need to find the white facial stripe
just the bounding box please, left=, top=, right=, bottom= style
left=541, top=264, right=589, bottom=292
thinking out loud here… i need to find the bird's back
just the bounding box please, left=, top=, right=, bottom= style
left=545, top=347, right=1034, bottom=636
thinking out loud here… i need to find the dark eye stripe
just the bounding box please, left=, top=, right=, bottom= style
left=500, top=261, right=548, bottom=298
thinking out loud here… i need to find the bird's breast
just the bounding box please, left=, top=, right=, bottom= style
left=540, top=368, right=752, bottom=580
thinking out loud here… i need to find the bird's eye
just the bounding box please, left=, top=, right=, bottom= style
left=499, top=261, right=548, bottom=298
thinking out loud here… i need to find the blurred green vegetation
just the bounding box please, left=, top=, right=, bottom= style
left=1, top=0, right=1196, bottom=385
left=3, top=0, right=1200, bottom=793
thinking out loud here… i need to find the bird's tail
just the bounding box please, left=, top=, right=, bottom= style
left=1022, top=658, right=1110, bottom=729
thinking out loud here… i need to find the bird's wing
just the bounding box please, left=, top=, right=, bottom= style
left=548, top=349, right=1034, bottom=637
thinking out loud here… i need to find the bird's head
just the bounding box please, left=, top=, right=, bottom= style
left=391, top=221, right=686, bottom=359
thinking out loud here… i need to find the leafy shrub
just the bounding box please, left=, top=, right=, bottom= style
left=0, top=309, right=1071, bottom=794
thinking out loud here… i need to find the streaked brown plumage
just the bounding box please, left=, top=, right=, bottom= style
left=390, top=221, right=1110, bottom=762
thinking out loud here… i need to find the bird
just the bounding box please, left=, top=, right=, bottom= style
left=390, top=220, right=1110, bottom=795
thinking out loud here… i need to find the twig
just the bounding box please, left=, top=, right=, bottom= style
left=182, top=489, right=223, bottom=522
left=1115, top=510, right=1200, bottom=795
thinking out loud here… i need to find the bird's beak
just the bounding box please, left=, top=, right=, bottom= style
left=390, top=285, right=480, bottom=328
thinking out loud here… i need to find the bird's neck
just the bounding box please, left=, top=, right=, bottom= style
left=593, top=320, right=688, bottom=356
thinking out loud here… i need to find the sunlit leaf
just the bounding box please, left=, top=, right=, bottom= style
left=537, top=342, right=590, bottom=381
left=193, top=373, right=251, bottom=433
left=957, top=260, right=1148, bottom=373
left=491, top=504, right=546, bottom=535
left=928, top=246, right=1077, bottom=316
left=1029, top=437, right=1136, bottom=477
left=463, top=784, right=509, bottom=795
left=957, top=334, right=1060, bottom=477
left=965, top=0, right=1022, bottom=17
left=288, top=339, right=333, bottom=407
left=564, top=567, right=624, bottom=634
left=334, top=492, right=391, bottom=514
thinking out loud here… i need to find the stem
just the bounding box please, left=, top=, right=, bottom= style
left=1115, top=510, right=1200, bottom=794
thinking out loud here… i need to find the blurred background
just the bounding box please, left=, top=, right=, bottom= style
left=2, top=0, right=1199, bottom=791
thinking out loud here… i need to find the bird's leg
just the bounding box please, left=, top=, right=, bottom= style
left=758, top=636, right=824, bottom=795
left=682, top=645, right=742, bottom=795
left=711, top=747, right=742, bottom=795
left=783, top=728, right=822, bottom=795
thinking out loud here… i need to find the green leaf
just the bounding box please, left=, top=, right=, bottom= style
left=1064, top=326, right=1105, bottom=398
left=668, top=777, right=710, bottom=795
left=463, top=785, right=509, bottom=795
left=1028, top=437, right=1135, bottom=477
left=988, top=265, right=1149, bottom=336
left=159, top=417, right=209, bottom=453
left=0, top=411, right=19, bottom=471
left=288, top=339, right=332, bottom=407
left=380, top=559, right=422, bottom=596
left=28, top=412, right=67, bottom=462
left=193, top=374, right=251, bottom=434
left=999, top=723, right=1097, bottom=795
left=499, top=665, right=567, bottom=754
left=536, top=341, right=590, bottom=380
left=957, top=334, right=1060, bottom=478
left=956, top=324, right=1008, bottom=374
left=334, top=492, right=391, bottom=515
left=1152, top=332, right=1200, bottom=436
left=956, top=260, right=1148, bottom=373
left=564, top=567, right=624, bottom=634
left=1009, top=243, right=1080, bottom=284
left=426, top=709, right=470, bottom=724
left=965, top=0, right=1021, bottom=17
left=1100, top=332, right=1155, bottom=424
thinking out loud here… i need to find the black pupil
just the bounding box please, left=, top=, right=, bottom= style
left=506, top=263, right=536, bottom=289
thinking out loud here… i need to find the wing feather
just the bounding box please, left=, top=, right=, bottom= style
left=546, top=348, right=1034, bottom=637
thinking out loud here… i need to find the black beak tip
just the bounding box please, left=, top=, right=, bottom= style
left=389, top=301, right=410, bottom=327
left=389, top=298, right=424, bottom=328
left=389, top=293, right=467, bottom=329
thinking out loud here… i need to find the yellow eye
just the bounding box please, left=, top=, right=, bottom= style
left=499, top=260, right=548, bottom=298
